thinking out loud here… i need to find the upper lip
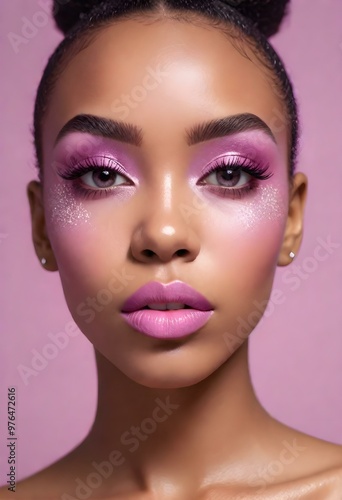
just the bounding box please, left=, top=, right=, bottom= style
left=121, top=281, right=214, bottom=313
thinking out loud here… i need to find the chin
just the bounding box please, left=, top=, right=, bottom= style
left=125, top=372, right=211, bottom=390
left=102, top=344, right=230, bottom=390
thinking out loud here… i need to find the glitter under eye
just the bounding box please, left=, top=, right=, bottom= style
left=235, top=185, right=286, bottom=231
left=47, top=183, right=91, bottom=228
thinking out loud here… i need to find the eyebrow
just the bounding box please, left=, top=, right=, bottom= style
left=54, top=112, right=276, bottom=148
left=186, top=113, right=276, bottom=145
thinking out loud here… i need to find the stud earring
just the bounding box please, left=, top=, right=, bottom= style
left=289, top=251, right=296, bottom=260
left=41, top=257, right=47, bottom=266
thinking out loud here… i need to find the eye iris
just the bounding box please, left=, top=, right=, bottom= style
left=93, top=170, right=116, bottom=188
left=217, top=169, right=241, bottom=187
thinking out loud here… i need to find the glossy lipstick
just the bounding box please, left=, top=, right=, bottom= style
left=121, top=281, right=214, bottom=339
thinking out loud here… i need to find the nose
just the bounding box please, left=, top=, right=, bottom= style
left=130, top=186, right=201, bottom=264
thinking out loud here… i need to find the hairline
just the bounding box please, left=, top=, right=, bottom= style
left=35, top=9, right=294, bottom=180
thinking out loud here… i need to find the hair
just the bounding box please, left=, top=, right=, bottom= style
left=33, top=0, right=298, bottom=180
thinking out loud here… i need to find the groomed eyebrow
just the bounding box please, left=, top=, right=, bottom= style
left=54, top=112, right=276, bottom=148
left=54, top=114, right=144, bottom=147
left=186, top=113, right=276, bottom=145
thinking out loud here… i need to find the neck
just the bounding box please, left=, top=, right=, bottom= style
left=85, top=341, right=271, bottom=493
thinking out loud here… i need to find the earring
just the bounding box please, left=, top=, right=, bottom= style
left=41, top=257, right=47, bottom=266
left=289, top=251, right=296, bottom=260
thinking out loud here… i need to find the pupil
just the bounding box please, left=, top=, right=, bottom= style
left=218, top=169, right=240, bottom=187
left=93, top=169, right=116, bottom=188
left=99, top=170, right=111, bottom=181
left=222, top=170, right=234, bottom=180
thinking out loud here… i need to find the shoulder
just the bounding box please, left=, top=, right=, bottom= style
left=0, top=445, right=85, bottom=499
left=246, top=424, right=342, bottom=498
left=1, top=428, right=342, bottom=499
left=280, top=425, right=342, bottom=477
left=0, top=468, right=64, bottom=499
left=205, top=464, right=342, bottom=499
left=205, top=422, right=342, bottom=499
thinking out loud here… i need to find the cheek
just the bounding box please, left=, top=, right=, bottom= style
left=44, top=181, right=130, bottom=298
left=233, top=185, right=287, bottom=233
left=45, top=183, right=91, bottom=227
left=201, top=183, right=288, bottom=298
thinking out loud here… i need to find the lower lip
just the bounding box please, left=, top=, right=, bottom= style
left=121, top=309, right=214, bottom=339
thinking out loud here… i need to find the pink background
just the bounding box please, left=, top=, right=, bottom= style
left=1, top=0, right=342, bottom=482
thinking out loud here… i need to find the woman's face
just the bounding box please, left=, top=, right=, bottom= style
left=39, top=18, right=293, bottom=388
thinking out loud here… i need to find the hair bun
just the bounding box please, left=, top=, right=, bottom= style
left=53, top=0, right=105, bottom=36
left=53, top=0, right=290, bottom=38
left=225, top=0, right=290, bottom=37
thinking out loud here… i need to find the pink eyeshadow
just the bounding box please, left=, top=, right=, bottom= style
left=52, top=133, right=140, bottom=180
left=189, top=131, right=282, bottom=180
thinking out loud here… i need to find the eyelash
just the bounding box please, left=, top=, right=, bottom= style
left=198, top=155, right=272, bottom=200
left=57, top=155, right=272, bottom=201
left=57, top=156, right=133, bottom=200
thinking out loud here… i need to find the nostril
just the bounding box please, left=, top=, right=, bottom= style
left=142, top=249, right=155, bottom=258
left=176, top=249, right=188, bottom=257
left=140, top=248, right=188, bottom=259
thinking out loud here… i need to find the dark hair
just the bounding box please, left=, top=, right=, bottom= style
left=33, top=0, right=298, bottom=179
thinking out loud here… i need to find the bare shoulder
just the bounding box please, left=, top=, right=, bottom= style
left=0, top=460, right=71, bottom=499
left=1, top=426, right=342, bottom=499
left=202, top=428, right=342, bottom=499
left=282, top=431, right=342, bottom=497
left=249, top=420, right=342, bottom=498
left=202, top=419, right=342, bottom=498
left=0, top=444, right=87, bottom=500
left=279, top=422, right=342, bottom=474
left=0, top=441, right=136, bottom=500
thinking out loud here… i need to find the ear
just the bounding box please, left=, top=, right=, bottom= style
left=27, top=180, right=58, bottom=272
left=277, top=172, right=308, bottom=266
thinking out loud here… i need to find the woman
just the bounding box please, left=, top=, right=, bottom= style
left=1, top=0, right=342, bottom=498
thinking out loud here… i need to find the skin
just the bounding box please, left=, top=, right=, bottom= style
left=2, top=14, right=342, bottom=499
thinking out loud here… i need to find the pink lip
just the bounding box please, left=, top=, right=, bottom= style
left=120, top=281, right=214, bottom=339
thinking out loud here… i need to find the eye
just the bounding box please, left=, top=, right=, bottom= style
left=80, top=169, right=129, bottom=189
left=203, top=168, right=252, bottom=188
left=198, top=155, right=272, bottom=192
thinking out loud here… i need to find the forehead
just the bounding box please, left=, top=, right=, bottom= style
left=43, top=17, right=288, bottom=159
